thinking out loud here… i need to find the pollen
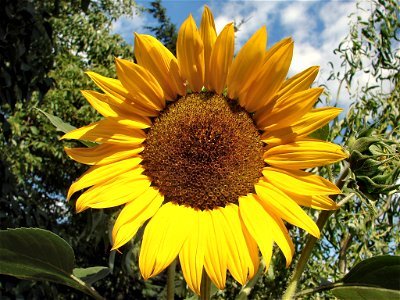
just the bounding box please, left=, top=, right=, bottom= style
left=142, top=93, right=264, bottom=210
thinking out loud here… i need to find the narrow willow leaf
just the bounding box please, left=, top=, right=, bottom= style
left=0, top=228, right=102, bottom=298
left=332, top=286, right=400, bottom=300
left=37, top=108, right=76, bottom=133
left=37, top=108, right=96, bottom=147
left=73, top=267, right=110, bottom=285
left=309, top=123, right=330, bottom=140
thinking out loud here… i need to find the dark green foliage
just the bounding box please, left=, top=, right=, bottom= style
left=0, top=0, right=53, bottom=109
left=145, top=0, right=178, bottom=54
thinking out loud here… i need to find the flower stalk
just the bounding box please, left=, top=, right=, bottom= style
left=200, top=270, right=211, bottom=300
left=167, top=259, right=177, bottom=300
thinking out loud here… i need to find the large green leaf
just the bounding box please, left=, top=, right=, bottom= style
left=332, top=286, right=400, bottom=300
left=341, top=255, right=400, bottom=290
left=0, top=228, right=103, bottom=299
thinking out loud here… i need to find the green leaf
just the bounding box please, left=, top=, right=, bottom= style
left=0, top=228, right=103, bottom=299
left=309, top=124, right=330, bottom=140
left=36, top=108, right=76, bottom=133
left=73, top=267, right=110, bottom=285
left=341, top=255, right=400, bottom=290
left=36, top=108, right=97, bottom=147
left=332, top=286, right=400, bottom=300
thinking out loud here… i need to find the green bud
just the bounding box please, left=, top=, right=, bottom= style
left=348, top=135, right=399, bottom=199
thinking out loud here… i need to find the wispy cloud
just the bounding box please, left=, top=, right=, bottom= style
left=111, top=6, right=153, bottom=44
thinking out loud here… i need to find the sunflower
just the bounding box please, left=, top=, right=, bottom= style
left=62, top=6, right=347, bottom=295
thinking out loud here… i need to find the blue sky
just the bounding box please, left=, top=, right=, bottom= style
left=112, top=0, right=373, bottom=108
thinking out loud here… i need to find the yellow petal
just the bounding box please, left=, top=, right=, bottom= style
left=277, top=66, right=320, bottom=99
left=238, top=195, right=273, bottom=270
left=200, top=5, right=217, bottom=89
left=81, top=90, right=129, bottom=118
left=134, top=33, right=185, bottom=99
left=241, top=220, right=260, bottom=278
left=207, top=23, right=234, bottom=94
left=179, top=210, right=207, bottom=295
left=204, top=209, right=227, bottom=290
left=67, top=156, right=143, bottom=199
left=76, top=169, right=150, bottom=212
left=239, top=194, right=294, bottom=267
left=242, top=38, right=294, bottom=112
left=289, top=194, right=339, bottom=210
left=61, top=118, right=146, bottom=145
left=256, top=88, right=323, bottom=130
left=111, top=187, right=163, bottom=250
left=86, top=71, right=127, bottom=102
left=139, top=203, right=194, bottom=279
left=220, top=204, right=255, bottom=285
left=261, top=107, right=343, bottom=145
left=262, top=167, right=341, bottom=196
left=227, top=26, right=267, bottom=99
left=177, top=14, right=204, bottom=92
left=115, top=58, right=165, bottom=110
left=64, top=143, right=144, bottom=166
left=264, top=139, right=348, bottom=169
left=262, top=37, right=292, bottom=63
left=86, top=71, right=156, bottom=116
left=255, top=179, right=320, bottom=238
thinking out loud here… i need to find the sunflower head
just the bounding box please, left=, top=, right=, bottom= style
left=62, top=6, right=347, bottom=295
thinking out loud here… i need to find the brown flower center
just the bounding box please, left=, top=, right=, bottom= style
left=142, top=92, right=264, bottom=210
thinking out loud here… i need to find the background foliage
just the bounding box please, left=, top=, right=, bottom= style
left=0, top=0, right=398, bottom=299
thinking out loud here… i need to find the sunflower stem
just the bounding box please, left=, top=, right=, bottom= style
left=167, top=259, right=177, bottom=300
left=282, top=210, right=332, bottom=300
left=200, top=270, right=211, bottom=300
left=282, top=165, right=349, bottom=300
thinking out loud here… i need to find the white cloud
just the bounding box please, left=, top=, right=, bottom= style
left=111, top=7, right=152, bottom=44
left=211, top=1, right=280, bottom=49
